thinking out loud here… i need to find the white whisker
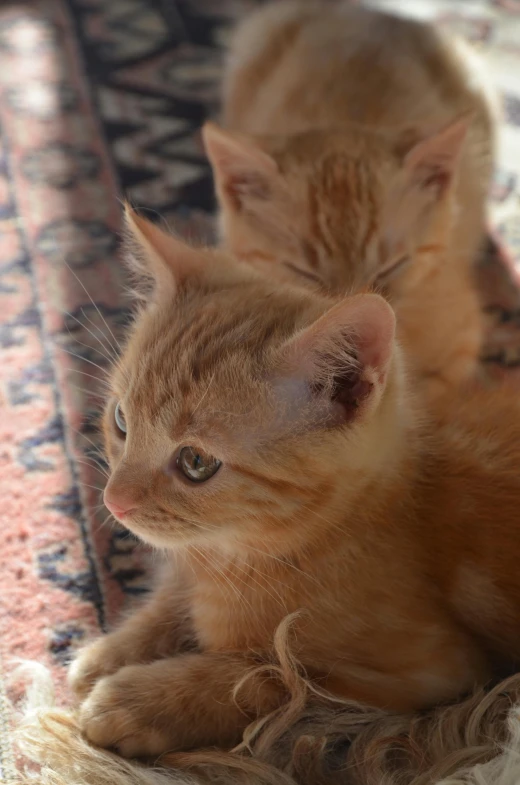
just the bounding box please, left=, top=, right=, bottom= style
left=63, top=311, right=116, bottom=365
left=61, top=348, right=110, bottom=375
left=191, top=370, right=216, bottom=416
left=81, top=307, right=121, bottom=360
left=63, top=261, right=122, bottom=356
left=65, top=367, right=111, bottom=388
left=73, top=457, right=110, bottom=479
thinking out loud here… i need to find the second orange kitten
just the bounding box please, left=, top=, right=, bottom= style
left=204, top=1, right=498, bottom=398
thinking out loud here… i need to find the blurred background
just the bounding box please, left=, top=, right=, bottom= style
left=0, top=0, right=519, bottom=777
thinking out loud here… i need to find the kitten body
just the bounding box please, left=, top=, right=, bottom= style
left=205, top=1, right=497, bottom=395
left=71, top=212, right=520, bottom=758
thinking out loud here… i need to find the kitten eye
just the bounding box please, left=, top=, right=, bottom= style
left=177, top=446, right=221, bottom=483
left=114, top=402, right=127, bottom=435
left=376, top=255, right=410, bottom=283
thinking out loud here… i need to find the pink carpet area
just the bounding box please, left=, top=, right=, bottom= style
left=1, top=0, right=520, bottom=779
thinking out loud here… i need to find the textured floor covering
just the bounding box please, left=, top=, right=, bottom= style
left=0, top=0, right=520, bottom=779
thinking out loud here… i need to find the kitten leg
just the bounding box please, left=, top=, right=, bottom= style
left=79, top=624, right=489, bottom=757
left=69, top=569, right=192, bottom=699
left=79, top=652, right=284, bottom=757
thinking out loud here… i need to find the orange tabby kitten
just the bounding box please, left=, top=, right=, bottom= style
left=203, top=1, right=497, bottom=396
left=70, top=209, right=520, bottom=759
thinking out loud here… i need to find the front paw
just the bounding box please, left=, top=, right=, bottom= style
left=79, top=665, right=173, bottom=758
left=68, top=637, right=128, bottom=700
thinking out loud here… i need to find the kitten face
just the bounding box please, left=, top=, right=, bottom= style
left=103, top=285, right=314, bottom=549
left=102, top=209, right=396, bottom=553
left=203, top=121, right=467, bottom=293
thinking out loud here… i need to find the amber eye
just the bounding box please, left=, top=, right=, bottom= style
left=114, top=402, right=127, bottom=435
left=177, top=446, right=221, bottom=483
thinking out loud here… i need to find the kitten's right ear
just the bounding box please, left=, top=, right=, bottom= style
left=123, top=204, right=203, bottom=298
left=401, top=115, right=470, bottom=200
left=202, top=122, right=279, bottom=212
left=279, top=294, right=396, bottom=428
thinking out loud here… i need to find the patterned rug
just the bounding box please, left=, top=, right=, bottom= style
left=0, top=0, right=520, bottom=779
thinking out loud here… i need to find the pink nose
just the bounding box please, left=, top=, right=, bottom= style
left=104, top=491, right=137, bottom=520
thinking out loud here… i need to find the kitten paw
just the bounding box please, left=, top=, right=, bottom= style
left=79, top=665, right=173, bottom=757
left=68, top=638, right=127, bottom=700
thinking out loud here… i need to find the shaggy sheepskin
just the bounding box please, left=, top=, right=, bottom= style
left=12, top=658, right=520, bottom=785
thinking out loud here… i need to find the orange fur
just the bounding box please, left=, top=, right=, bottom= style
left=69, top=211, right=520, bottom=759
left=204, top=1, right=498, bottom=397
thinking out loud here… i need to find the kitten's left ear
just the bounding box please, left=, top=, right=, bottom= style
left=202, top=122, right=280, bottom=212
left=123, top=204, right=202, bottom=296
left=280, top=294, right=396, bottom=427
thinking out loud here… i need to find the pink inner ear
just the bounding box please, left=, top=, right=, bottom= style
left=416, top=167, right=451, bottom=194
left=313, top=365, right=374, bottom=427
left=404, top=116, right=471, bottom=190
left=354, top=310, right=395, bottom=384
left=202, top=122, right=278, bottom=208
left=281, top=295, right=396, bottom=425
left=226, top=171, right=272, bottom=211
left=403, top=116, right=469, bottom=196
left=318, top=295, right=395, bottom=376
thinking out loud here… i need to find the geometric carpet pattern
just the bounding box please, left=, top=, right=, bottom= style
left=1, top=0, right=519, bottom=778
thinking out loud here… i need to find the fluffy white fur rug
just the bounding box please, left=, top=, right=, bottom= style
left=11, top=660, right=520, bottom=785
